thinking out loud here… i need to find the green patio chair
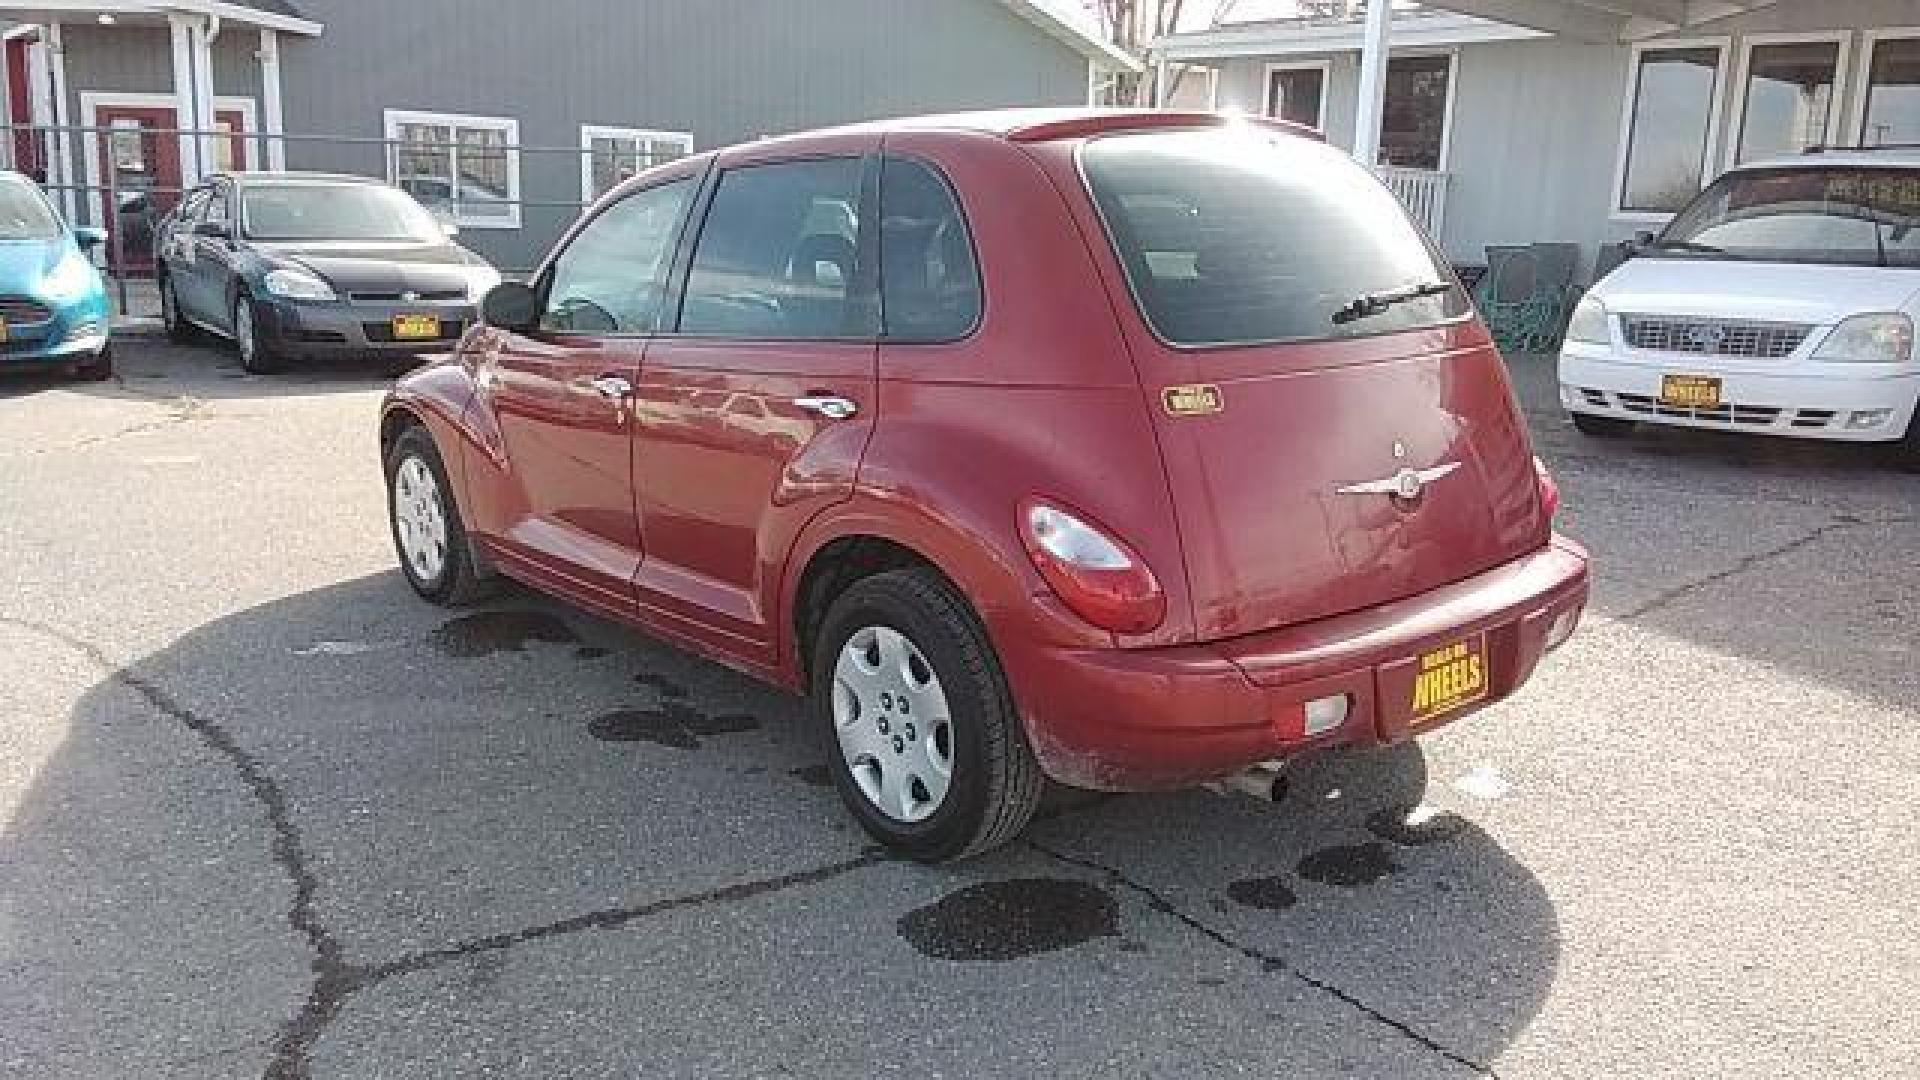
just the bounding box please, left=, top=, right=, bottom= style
left=1476, top=243, right=1581, bottom=354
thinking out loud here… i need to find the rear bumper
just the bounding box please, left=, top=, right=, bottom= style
left=1008, top=536, right=1590, bottom=790
left=1560, top=343, right=1920, bottom=442
left=256, top=298, right=474, bottom=357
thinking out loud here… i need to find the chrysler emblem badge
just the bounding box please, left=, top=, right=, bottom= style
left=1337, top=461, right=1463, bottom=501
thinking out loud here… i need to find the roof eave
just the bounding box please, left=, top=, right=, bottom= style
left=997, top=0, right=1143, bottom=72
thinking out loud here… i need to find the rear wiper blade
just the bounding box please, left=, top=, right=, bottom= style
left=1331, top=281, right=1454, bottom=326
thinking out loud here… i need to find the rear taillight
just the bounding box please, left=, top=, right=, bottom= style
left=1018, top=498, right=1166, bottom=634
left=1534, top=456, right=1561, bottom=519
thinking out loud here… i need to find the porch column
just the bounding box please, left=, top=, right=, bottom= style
left=1352, top=0, right=1393, bottom=166
left=258, top=28, right=285, bottom=170
left=168, top=14, right=200, bottom=185
left=45, top=21, right=75, bottom=224
left=190, top=18, right=218, bottom=176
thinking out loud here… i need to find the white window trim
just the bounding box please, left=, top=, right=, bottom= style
left=1722, top=30, right=1854, bottom=170
left=1847, top=27, right=1920, bottom=147
left=383, top=108, right=521, bottom=230
left=1263, top=59, right=1333, bottom=131
left=78, top=91, right=258, bottom=229
left=1610, top=37, right=1732, bottom=224
left=1375, top=49, right=1460, bottom=174
left=578, top=124, right=694, bottom=204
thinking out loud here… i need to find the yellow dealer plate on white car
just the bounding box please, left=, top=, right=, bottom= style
left=1659, top=374, right=1722, bottom=410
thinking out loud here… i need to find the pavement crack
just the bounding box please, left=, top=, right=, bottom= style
left=1029, top=839, right=1498, bottom=1078
left=1620, top=514, right=1913, bottom=621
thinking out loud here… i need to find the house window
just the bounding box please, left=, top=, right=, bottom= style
left=1379, top=55, right=1452, bottom=170
left=1861, top=36, right=1920, bottom=146
left=384, top=110, right=520, bottom=229
left=580, top=126, right=693, bottom=202
left=1619, top=45, right=1725, bottom=214
left=1266, top=64, right=1327, bottom=130
left=1734, top=40, right=1842, bottom=164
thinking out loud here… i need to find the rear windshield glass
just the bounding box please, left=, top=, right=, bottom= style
left=1657, top=166, right=1920, bottom=267
left=1081, top=128, right=1465, bottom=347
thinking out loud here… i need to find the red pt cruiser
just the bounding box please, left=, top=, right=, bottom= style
left=381, top=110, right=1589, bottom=861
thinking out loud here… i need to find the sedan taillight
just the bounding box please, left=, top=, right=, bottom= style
left=1018, top=498, right=1166, bottom=635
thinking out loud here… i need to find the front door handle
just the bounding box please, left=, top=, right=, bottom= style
left=794, top=395, right=858, bottom=420
left=588, top=375, right=633, bottom=399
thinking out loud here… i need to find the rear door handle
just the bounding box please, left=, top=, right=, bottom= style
left=794, top=395, right=858, bottom=420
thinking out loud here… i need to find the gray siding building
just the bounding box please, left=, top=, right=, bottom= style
left=2, top=0, right=1134, bottom=269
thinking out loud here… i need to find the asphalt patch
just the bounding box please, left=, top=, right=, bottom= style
left=789, top=763, right=834, bottom=787
left=896, top=878, right=1119, bottom=962
left=1296, top=842, right=1400, bottom=888
left=1365, top=805, right=1469, bottom=847
left=1225, top=876, right=1299, bottom=911
left=588, top=703, right=758, bottom=749
left=433, top=610, right=578, bottom=657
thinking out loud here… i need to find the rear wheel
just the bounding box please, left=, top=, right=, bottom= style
left=385, top=425, right=492, bottom=605
left=160, top=276, right=197, bottom=344
left=1572, top=412, right=1636, bottom=439
left=234, top=294, right=283, bottom=375
left=810, top=567, right=1042, bottom=862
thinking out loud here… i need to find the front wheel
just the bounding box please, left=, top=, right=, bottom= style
left=234, top=294, right=283, bottom=375
left=160, top=276, right=197, bottom=344
left=1572, top=412, right=1636, bottom=439
left=810, top=568, right=1043, bottom=862
left=385, top=425, right=492, bottom=605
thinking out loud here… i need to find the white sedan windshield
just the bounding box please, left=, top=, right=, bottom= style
left=1659, top=166, right=1920, bottom=267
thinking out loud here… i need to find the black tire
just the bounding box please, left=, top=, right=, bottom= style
left=384, top=424, right=493, bottom=605
left=74, top=346, right=113, bottom=382
left=234, top=293, right=284, bottom=375
left=1889, top=413, right=1920, bottom=474
left=810, top=567, right=1043, bottom=862
left=1572, top=412, right=1636, bottom=439
left=160, top=275, right=197, bottom=344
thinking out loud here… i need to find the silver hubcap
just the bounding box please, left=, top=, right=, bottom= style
left=832, top=625, right=954, bottom=823
left=235, top=303, right=255, bottom=362
left=392, top=456, right=448, bottom=584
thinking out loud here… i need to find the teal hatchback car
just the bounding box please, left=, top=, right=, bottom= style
left=0, top=171, right=111, bottom=380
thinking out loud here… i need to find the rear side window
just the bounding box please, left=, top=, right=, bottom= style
left=1082, top=129, right=1465, bottom=347
left=679, top=157, right=869, bottom=339
left=879, top=157, right=981, bottom=341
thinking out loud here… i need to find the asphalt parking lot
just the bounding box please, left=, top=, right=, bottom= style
left=3, top=336, right=1916, bottom=1079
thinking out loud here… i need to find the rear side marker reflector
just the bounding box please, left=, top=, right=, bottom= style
left=1304, top=695, right=1350, bottom=737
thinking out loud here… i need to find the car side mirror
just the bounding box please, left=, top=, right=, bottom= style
left=1631, top=229, right=1656, bottom=252
left=481, top=281, right=540, bottom=332
left=194, top=219, right=230, bottom=240
left=73, top=226, right=107, bottom=251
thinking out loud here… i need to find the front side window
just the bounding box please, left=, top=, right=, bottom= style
left=1379, top=55, right=1452, bottom=170
left=679, top=158, right=868, bottom=340
left=242, top=184, right=444, bottom=243
left=541, top=176, right=697, bottom=335
left=583, top=126, right=694, bottom=201
left=0, top=175, right=63, bottom=240
left=1862, top=37, right=1920, bottom=147
left=879, top=157, right=980, bottom=342
left=1734, top=41, right=1841, bottom=164
left=1083, top=129, right=1465, bottom=348
left=1658, top=166, right=1920, bottom=268
left=1266, top=66, right=1326, bottom=130
left=1621, top=46, right=1724, bottom=214
left=384, top=110, right=520, bottom=228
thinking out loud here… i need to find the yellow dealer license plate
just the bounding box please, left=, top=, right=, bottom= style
left=1660, top=373, right=1722, bottom=409
left=392, top=314, right=441, bottom=341
left=1410, top=635, right=1489, bottom=726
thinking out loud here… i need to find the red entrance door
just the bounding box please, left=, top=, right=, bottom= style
left=92, top=104, right=250, bottom=273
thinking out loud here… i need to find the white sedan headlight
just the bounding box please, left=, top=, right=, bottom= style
left=1812, top=312, right=1914, bottom=365
left=263, top=268, right=337, bottom=302
left=1565, top=294, right=1611, bottom=346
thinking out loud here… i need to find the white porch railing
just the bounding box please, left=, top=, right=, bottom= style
left=1372, top=165, right=1451, bottom=240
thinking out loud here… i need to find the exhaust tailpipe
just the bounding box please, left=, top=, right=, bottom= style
left=1205, top=762, right=1287, bottom=803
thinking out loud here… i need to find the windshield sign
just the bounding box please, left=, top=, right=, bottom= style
left=242, top=184, right=444, bottom=243
left=1658, top=167, right=1920, bottom=267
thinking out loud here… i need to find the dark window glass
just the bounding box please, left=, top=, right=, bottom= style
left=1660, top=167, right=1920, bottom=267
left=1622, top=47, right=1722, bottom=213
left=1083, top=129, right=1464, bottom=348
left=1735, top=41, right=1840, bottom=164
left=680, top=158, right=866, bottom=339
left=1266, top=68, right=1325, bottom=130
left=879, top=157, right=980, bottom=342
left=542, top=176, right=695, bottom=335
left=1380, top=55, right=1451, bottom=170
left=1864, top=38, right=1920, bottom=147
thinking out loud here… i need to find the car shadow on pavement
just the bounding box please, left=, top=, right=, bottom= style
left=3, top=572, right=1559, bottom=1077
left=0, top=337, right=416, bottom=403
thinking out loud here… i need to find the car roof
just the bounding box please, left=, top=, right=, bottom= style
left=1733, top=147, right=1920, bottom=172
left=742, top=107, right=1318, bottom=152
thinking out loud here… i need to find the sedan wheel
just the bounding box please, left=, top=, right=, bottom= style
left=162, top=278, right=195, bottom=344
left=833, top=625, right=955, bottom=823
left=392, top=455, right=449, bottom=586
left=234, top=296, right=283, bottom=374
left=384, top=425, right=492, bottom=605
